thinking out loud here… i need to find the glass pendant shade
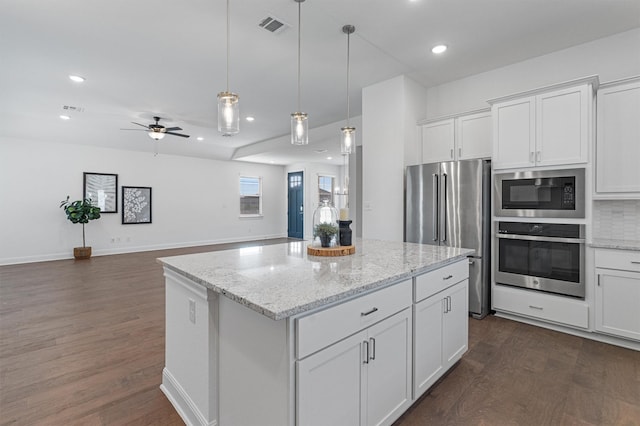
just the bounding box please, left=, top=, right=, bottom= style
left=217, top=91, right=239, bottom=135
left=291, top=112, right=308, bottom=145
left=340, top=126, right=355, bottom=154
left=148, top=131, right=165, bottom=140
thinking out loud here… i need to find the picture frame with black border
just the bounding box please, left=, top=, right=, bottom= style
left=83, top=172, right=118, bottom=213
left=122, top=186, right=152, bottom=224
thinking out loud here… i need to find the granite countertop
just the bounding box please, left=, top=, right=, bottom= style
left=158, top=239, right=474, bottom=320
left=589, top=238, right=640, bottom=251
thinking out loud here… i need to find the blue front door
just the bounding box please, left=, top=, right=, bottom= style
left=288, top=172, right=304, bottom=239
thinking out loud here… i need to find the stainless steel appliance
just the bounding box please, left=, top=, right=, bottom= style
left=405, top=159, right=491, bottom=319
left=495, top=222, right=585, bottom=298
left=495, top=168, right=585, bottom=218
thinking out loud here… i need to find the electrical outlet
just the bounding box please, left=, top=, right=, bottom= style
left=189, top=299, right=196, bottom=324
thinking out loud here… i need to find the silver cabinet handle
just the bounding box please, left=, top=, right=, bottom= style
left=530, top=152, right=534, bottom=162
left=363, top=340, right=369, bottom=364
left=597, top=274, right=601, bottom=286
left=450, top=148, right=454, bottom=159
left=458, top=147, right=462, bottom=157
left=529, top=305, right=543, bottom=310
left=370, top=337, right=376, bottom=361
left=536, top=151, right=541, bottom=162
left=443, top=274, right=453, bottom=280
left=631, top=261, right=640, bottom=265
left=361, top=307, right=378, bottom=317
left=448, top=296, right=451, bottom=312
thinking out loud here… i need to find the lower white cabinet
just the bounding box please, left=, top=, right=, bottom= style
left=595, top=249, right=640, bottom=341
left=297, top=308, right=412, bottom=426
left=414, top=279, right=468, bottom=398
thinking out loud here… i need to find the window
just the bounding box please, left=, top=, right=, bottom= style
left=240, top=176, right=262, bottom=216
left=318, top=175, right=334, bottom=205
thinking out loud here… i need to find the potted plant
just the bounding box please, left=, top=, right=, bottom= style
left=314, top=222, right=338, bottom=248
left=60, top=196, right=101, bottom=259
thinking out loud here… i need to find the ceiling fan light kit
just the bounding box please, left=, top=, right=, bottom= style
left=291, top=0, right=308, bottom=146
left=218, top=0, right=240, bottom=136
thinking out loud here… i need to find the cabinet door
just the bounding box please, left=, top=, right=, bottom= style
left=456, top=111, right=492, bottom=160
left=595, top=269, right=640, bottom=341
left=536, top=85, right=589, bottom=167
left=297, top=331, right=365, bottom=426
left=442, top=280, right=469, bottom=367
left=365, top=308, right=412, bottom=426
left=492, top=97, right=535, bottom=169
left=421, top=119, right=455, bottom=163
left=413, top=293, right=444, bottom=398
left=596, top=80, right=640, bottom=195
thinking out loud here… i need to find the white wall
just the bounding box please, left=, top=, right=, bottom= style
left=362, top=75, right=428, bottom=242
left=425, top=28, right=640, bottom=119
left=0, top=137, right=286, bottom=265
left=284, top=163, right=342, bottom=240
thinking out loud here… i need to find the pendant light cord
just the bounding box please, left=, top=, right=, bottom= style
left=226, top=0, right=230, bottom=92
left=346, top=29, right=351, bottom=127
left=297, top=0, right=302, bottom=112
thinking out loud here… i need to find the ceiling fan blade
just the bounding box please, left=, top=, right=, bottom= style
left=164, top=126, right=183, bottom=132
left=120, top=128, right=146, bottom=131
left=131, top=122, right=150, bottom=129
left=165, top=132, right=190, bottom=138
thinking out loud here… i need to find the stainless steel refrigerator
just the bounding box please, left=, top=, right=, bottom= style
left=405, top=159, right=491, bottom=319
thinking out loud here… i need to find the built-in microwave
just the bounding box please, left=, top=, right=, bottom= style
left=494, top=168, right=585, bottom=218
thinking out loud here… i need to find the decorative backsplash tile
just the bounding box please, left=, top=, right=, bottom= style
left=593, top=200, right=640, bottom=241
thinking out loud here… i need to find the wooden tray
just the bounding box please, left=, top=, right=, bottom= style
left=307, top=245, right=355, bottom=257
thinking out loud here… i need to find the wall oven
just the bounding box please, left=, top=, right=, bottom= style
left=495, top=168, right=585, bottom=218
left=495, top=222, right=585, bottom=298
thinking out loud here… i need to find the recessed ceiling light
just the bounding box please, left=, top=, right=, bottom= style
left=59, top=114, right=71, bottom=120
left=270, top=161, right=275, bottom=164
left=246, top=116, right=255, bottom=122
left=197, top=137, right=204, bottom=141
left=327, top=156, right=333, bottom=160
left=314, top=149, right=328, bottom=153
left=431, top=45, right=447, bottom=54
left=68, top=75, right=85, bottom=83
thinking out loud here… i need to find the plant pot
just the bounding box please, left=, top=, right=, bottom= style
left=74, top=246, right=92, bottom=260
left=319, top=235, right=332, bottom=248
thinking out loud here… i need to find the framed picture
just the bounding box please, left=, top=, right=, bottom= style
left=122, top=186, right=152, bottom=224
left=83, top=172, right=118, bottom=213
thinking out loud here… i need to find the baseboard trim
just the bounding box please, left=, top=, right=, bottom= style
left=160, top=368, right=217, bottom=426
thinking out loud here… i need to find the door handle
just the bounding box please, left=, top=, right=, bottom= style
left=361, top=307, right=378, bottom=317
left=432, top=174, right=439, bottom=242
left=363, top=340, right=369, bottom=364
left=370, top=337, right=376, bottom=361
left=440, top=173, right=447, bottom=242
left=443, top=274, right=453, bottom=280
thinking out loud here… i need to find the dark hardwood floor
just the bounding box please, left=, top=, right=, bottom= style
left=1, top=240, right=639, bottom=425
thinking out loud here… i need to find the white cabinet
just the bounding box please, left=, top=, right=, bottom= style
left=595, top=77, right=640, bottom=198
left=420, top=110, right=491, bottom=164
left=297, top=308, right=412, bottom=426
left=413, top=259, right=469, bottom=399
left=490, top=77, right=596, bottom=170
left=595, top=248, right=640, bottom=341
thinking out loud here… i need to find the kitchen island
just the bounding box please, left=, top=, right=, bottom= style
left=158, top=239, right=474, bottom=426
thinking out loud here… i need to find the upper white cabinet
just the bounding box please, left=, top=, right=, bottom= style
left=419, top=109, right=491, bottom=164
left=595, top=76, right=640, bottom=198
left=490, top=76, right=597, bottom=170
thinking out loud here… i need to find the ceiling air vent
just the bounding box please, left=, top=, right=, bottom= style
left=258, top=16, right=290, bottom=34
left=62, top=105, right=84, bottom=113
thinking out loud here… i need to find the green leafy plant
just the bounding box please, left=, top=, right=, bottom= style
left=314, top=222, right=338, bottom=238
left=60, top=196, right=101, bottom=248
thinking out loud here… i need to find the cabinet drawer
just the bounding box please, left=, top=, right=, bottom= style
left=493, top=285, right=589, bottom=329
left=296, top=279, right=412, bottom=360
left=595, top=248, right=640, bottom=273
left=415, top=259, right=469, bottom=303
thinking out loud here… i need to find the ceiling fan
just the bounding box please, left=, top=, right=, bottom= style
left=122, top=116, right=190, bottom=140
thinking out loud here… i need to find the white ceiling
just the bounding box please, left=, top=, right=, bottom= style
left=2, top=0, right=639, bottom=166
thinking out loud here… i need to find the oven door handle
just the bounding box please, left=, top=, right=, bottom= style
left=496, top=233, right=585, bottom=244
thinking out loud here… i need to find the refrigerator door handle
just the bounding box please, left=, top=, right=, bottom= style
left=432, top=174, right=439, bottom=241
left=440, top=173, right=447, bottom=242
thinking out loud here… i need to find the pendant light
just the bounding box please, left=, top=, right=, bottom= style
left=217, top=0, right=239, bottom=136
left=291, top=0, right=308, bottom=145
left=340, top=25, right=355, bottom=154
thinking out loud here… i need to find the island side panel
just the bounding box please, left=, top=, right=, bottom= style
left=218, top=296, right=293, bottom=426
left=161, top=268, right=219, bottom=426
